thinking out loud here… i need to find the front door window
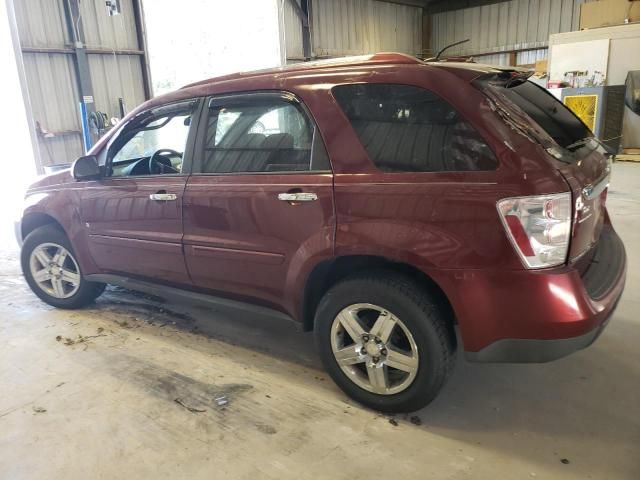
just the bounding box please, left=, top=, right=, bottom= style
left=108, top=101, right=197, bottom=177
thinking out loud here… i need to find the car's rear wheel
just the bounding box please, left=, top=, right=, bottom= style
left=21, top=225, right=105, bottom=309
left=315, top=272, right=455, bottom=412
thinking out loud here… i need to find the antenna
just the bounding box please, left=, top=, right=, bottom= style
left=427, top=39, right=471, bottom=62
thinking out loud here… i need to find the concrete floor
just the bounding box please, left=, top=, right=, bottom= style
left=1, top=164, right=639, bottom=480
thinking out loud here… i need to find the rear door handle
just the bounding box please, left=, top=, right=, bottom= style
left=277, top=192, right=318, bottom=202
left=149, top=193, right=177, bottom=201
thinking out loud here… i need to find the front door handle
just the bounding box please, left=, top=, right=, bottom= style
left=277, top=192, right=318, bottom=202
left=149, top=193, right=177, bottom=201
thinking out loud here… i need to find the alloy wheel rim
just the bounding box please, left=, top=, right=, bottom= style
left=29, top=243, right=81, bottom=299
left=330, top=303, right=419, bottom=395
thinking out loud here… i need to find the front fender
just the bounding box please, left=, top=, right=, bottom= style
left=21, top=189, right=99, bottom=275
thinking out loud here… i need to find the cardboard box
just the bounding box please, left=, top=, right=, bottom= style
left=534, top=59, right=548, bottom=73
left=580, top=0, right=640, bottom=29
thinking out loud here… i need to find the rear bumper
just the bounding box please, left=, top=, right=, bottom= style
left=432, top=225, right=626, bottom=363
left=465, top=302, right=617, bottom=362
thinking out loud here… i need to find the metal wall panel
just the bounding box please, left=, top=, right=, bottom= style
left=284, top=0, right=304, bottom=60
left=474, top=52, right=510, bottom=65
left=14, top=0, right=149, bottom=167
left=21, top=53, right=79, bottom=132
left=431, top=0, right=594, bottom=57
left=88, top=53, right=146, bottom=117
left=311, top=0, right=422, bottom=57
left=37, top=134, right=84, bottom=169
left=14, top=0, right=68, bottom=48
left=517, top=47, right=548, bottom=64
left=80, top=0, right=139, bottom=50
left=21, top=53, right=83, bottom=166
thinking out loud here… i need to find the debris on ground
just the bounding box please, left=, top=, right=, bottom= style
left=32, top=406, right=46, bottom=414
left=174, top=398, right=206, bottom=413
left=389, top=418, right=399, bottom=426
left=560, top=458, right=570, bottom=465
left=256, top=423, right=277, bottom=435
left=97, top=327, right=104, bottom=333
left=115, top=320, right=130, bottom=328
left=409, top=415, right=422, bottom=426
left=214, top=395, right=228, bottom=406
left=59, top=334, right=107, bottom=346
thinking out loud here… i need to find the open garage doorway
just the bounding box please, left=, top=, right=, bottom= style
left=143, top=0, right=284, bottom=95
left=0, top=0, right=37, bottom=248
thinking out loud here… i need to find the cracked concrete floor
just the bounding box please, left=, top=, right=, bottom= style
left=1, top=163, right=639, bottom=480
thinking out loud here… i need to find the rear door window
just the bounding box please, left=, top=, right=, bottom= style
left=332, top=84, right=497, bottom=172
left=201, top=96, right=329, bottom=173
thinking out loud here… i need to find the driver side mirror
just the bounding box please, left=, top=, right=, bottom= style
left=72, top=155, right=101, bottom=181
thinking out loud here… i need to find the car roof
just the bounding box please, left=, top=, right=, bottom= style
left=180, top=52, right=424, bottom=89
left=180, top=52, right=527, bottom=90
left=179, top=55, right=529, bottom=90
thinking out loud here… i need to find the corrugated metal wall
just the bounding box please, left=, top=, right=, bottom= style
left=517, top=47, right=549, bottom=64
left=14, top=0, right=148, bottom=167
left=283, top=0, right=305, bottom=60
left=473, top=52, right=509, bottom=65
left=284, top=0, right=422, bottom=60
left=80, top=0, right=139, bottom=49
left=473, top=47, right=548, bottom=66
left=431, top=0, right=594, bottom=61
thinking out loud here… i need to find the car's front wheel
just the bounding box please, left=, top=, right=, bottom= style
left=314, top=272, right=455, bottom=412
left=21, top=225, right=105, bottom=309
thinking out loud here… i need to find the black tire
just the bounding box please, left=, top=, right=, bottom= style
left=21, top=224, right=105, bottom=309
left=314, top=272, right=455, bottom=413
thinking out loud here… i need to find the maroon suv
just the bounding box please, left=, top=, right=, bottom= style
left=18, top=53, right=626, bottom=412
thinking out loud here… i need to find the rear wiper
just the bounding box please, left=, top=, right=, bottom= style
left=565, top=137, right=591, bottom=151
left=565, top=137, right=606, bottom=153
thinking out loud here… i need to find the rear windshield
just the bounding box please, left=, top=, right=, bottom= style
left=480, top=79, right=592, bottom=149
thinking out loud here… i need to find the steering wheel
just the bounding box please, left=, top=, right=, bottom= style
left=148, top=149, right=181, bottom=174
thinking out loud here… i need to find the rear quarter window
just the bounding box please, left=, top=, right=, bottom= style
left=332, top=84, right=497, bottom=172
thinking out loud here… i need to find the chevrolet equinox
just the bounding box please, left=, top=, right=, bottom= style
left=17, top=53, right=626, bottom=412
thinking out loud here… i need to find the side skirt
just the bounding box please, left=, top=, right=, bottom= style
left=85, top=273, right=298, bottom=326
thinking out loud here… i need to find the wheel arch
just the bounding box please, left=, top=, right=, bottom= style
left=302, top=255, right=457, bottom=345
left=21, top=212, right=66, bottom=241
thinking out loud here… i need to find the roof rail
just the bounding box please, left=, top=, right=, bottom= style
left=364, top=52, right=424, bottom=64
left=181, top=52, right=424, bottom=89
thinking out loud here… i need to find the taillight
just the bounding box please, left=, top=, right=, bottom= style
left=497, top=192, right=572, bottom=268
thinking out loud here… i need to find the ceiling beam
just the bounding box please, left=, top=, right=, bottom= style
left=426, top=0, right=510, bottom=14
left=375, top=0, right=428, bottom=8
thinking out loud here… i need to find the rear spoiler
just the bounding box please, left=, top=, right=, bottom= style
left=473, top=69, right=534, bottom=88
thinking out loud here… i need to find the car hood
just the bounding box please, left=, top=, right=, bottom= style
left=28, top=168, right=73, bottom=191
